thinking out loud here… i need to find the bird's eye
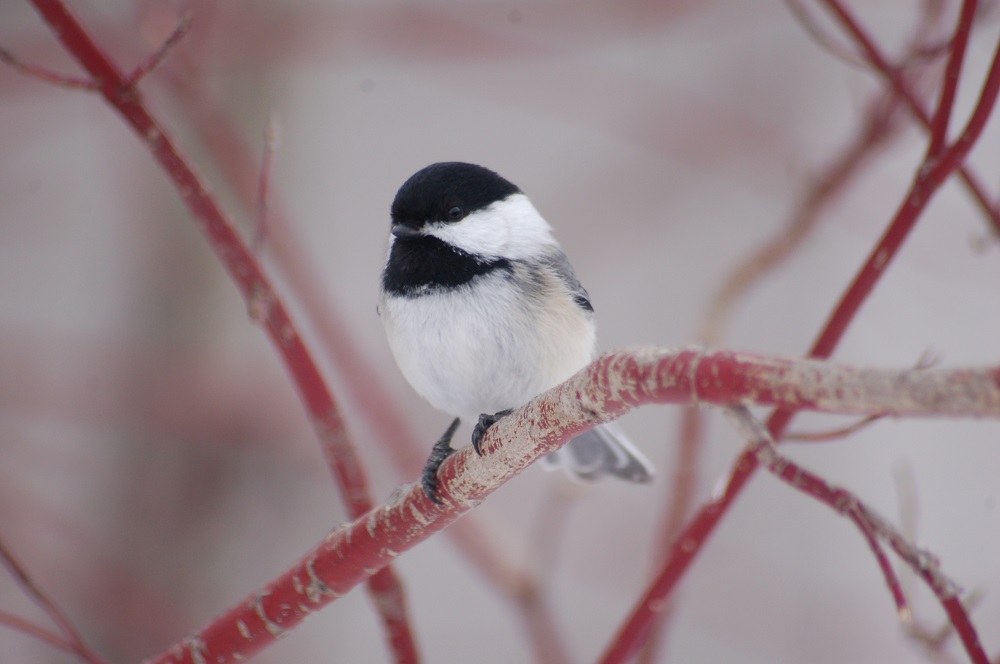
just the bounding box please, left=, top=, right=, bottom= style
left=447, top=206, right=463, bottom=220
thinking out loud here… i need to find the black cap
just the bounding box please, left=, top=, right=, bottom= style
left=390, top=162, right=521, bottom=231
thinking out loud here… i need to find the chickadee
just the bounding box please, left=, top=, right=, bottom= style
left=379, top=162, right=654, bottom=504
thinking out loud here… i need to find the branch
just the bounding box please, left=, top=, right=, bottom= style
left=603, top=9, right=1000, bottom=659
left=252, top=115, right=279, bottom=253
left=815, top=10, right=1000, bottom=356
left=722, top=406, right=987, bottom=664
left=0, top=44, right=95, bottom=88
left=154, top=53, right=566, bottom=659
left=144, top=347, right=1000, bottom=664
left=17, top=1, right=419, bottom=661
left=924, top=0, right=977, bottom=158
left=822, top=0, right=1000, bottom=234
left=0, top=610, right=79, bottom=657
left=643, top=15, right=942, bottom=656
left=0, top=534, right=107, bottom=664
left=125, top=13, right=192, bottom=85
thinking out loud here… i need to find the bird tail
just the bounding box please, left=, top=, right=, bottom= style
left=539, top=422, right=654, bottom=483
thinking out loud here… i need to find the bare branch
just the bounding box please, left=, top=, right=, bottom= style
left=924, top=0, right=979, bottom=158
left=0, top=535, right=107, bottom=664
left=721, top=406, right=988, bottom=664
left=602, top=8, right=1000, bottom=658
left=21, top=1, right=420, bottom=660
left=0, top=44, right=95, bottom=89
left=785, top=413, right=883, bottom=442
left=126, top=13, right=192, bottom=85
left=252, top=115, right=280, bottom=254
left=143, top=347, right=1000, bottom=664
left=0, top=610, right=81, bottom=658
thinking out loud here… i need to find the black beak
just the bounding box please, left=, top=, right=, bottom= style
left=390, top=222, right=423, bottom=238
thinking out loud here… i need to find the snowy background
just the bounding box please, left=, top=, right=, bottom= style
left=2, top=1, right=1000, bottom=662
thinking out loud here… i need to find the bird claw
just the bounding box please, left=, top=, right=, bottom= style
left=421, top=417, right=460, bottom=505
left=472, top=409, right=512, bottom=456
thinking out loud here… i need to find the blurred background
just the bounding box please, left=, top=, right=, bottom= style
left=2, top=1, right=1000, bottom=662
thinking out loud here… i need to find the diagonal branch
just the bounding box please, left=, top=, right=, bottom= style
left=17, top=1, right=419, bottom=661
left=143, top=347, right=1000, bottom=664
left=823, top=0, right=1000, bottom=233
left=602, top=8, right=1000, bottom=661
left=0, top=534, right=107, bottom=664
left=0, top=44, right=95, bottom=89
left=125, top=12, right=192, bottom=85
left=924, top=0, right=978, bottom=158
left=154, top=57, right=567, bottom=660
left=641, top=11, right=948, bottom=657
left=722, top=406, right=987, bottom=664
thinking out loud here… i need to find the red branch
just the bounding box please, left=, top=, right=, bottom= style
left=162, top=64, right=541, bottom=601
left=722, top=407, right=979, bottom=658
left=19, top=1, right=419, bottom=661
left=10, top=3, right=999, bottom=662
left=815, top=0, right=998, bottom=356
left=600, top=4, right=1000, bottom=661
left=155, top=24, right=566, bottom=658
left=826, top=0, right=1000, bottom=233
left=924, top=0, right=977, bottom=158
left=642, top=21, right=937, bottom=658
left=786, top=0, right=999, bottom=233
left=142, top=347, right=1000, bottom=664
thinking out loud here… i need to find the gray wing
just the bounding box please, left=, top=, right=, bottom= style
left=540, top=422, right=654, bottom=483
left=542, top=250, right=593, bottom=314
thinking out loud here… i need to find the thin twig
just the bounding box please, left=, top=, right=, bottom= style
left=788, top=350, right=937, bottom=441
left=822, top=0, right=1000, bottom=234
left=126, top=12, right=192, bottom=85
left=721, top=406, right=987, bottom=663
left=252, top=114, right=280, bottom=254
left=784, top=0, right=867, bottom=69
left=785, top=413, right=883, bottom=441
left=699, top=84, right=905, bottom=343
left=0, top=610, right=79, bottom=656
left=0, top=45, right=95, bottom=89
left=0, top=535, right=107, bottom=664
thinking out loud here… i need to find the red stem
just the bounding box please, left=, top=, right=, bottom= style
left=848, top=507, right=909, bottom=617
left=824, top=0, right=1000, bottom=232
left=599, top=6, right=1000, bottom=661
left=815, top=2, right=1000, bottom=358
left=24, top=1, right=419, bottom=661
left=767, top=449, right=985, bottom=664
left=735, top=410, right=980, bottom=663
left=924, top=0, right=978, bottom=158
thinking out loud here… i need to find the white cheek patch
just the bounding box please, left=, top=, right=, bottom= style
left=427, top=194, right=559, bottom=260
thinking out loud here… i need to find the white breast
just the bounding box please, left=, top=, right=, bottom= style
left=379, top=268, right=595, bottom=420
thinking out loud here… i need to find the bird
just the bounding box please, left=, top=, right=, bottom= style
left=378, top=162, right=654, bottom=504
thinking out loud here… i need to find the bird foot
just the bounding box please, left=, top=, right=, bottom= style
left=472, top=409, right=513, bottom=456
left=421, top=417, right=461, bottom=505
